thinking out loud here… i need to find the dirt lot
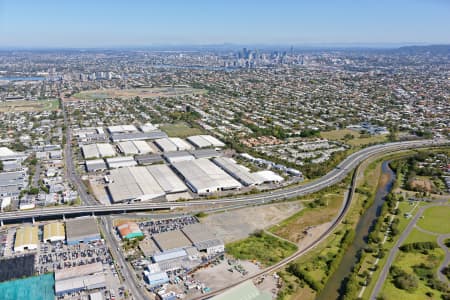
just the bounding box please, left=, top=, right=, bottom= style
left=190, top=259, right=261, bottom=295
left=410, top=177, right=436, bottom=193
left=200, top=201, right=303, bottom=243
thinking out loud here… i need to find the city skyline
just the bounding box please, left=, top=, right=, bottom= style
left=1, top=0, right=450, bottom=48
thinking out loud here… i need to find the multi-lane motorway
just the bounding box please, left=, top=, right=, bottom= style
left=1, top=139, right=447, bottom=224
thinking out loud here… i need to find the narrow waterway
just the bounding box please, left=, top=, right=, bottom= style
left=316, top=161, right=396, bottom=300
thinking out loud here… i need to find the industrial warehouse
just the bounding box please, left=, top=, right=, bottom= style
left=128, top=217, right=225, bottom=288
left=14, top=225, right=39, bottom=252
left=54, top=262, right=106, bottom=296
left=81, top=143, right=116, bottom=159
left=172, top=158, right=242, bottom=195
left=65, top=217, right=101, bottom=245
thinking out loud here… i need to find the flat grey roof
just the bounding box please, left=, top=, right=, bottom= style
left=107, top=167, right=165, bottom=203
left=172, top=158, right=241, bottom=194
left=190, top=149, right=223, bottom=159
left=135, top=154, right=163, bottom=165
left=65, top=218, right=99, bottom=241
left=181, top=223, right=218, bottom=244
left=152, top=230, right=192, bottom=251
left=213, top=157, right=260, bottom=186
left=146, top=164, right=188, bottom=194
left=110, top=131, right=168, bottom=142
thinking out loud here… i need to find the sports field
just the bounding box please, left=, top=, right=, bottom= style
left=72, top=87, right=206, bottom=100
left=0, top=99, right=59, bottom=112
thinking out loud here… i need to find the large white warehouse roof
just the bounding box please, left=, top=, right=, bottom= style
left=172, top=158, right=241, bottom=194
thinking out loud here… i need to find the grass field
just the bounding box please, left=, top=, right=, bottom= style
left=159, top=122, right=203, bottom=138
left=0, top=99, right=59, bottom=112
left=320, top=129, right=388, bottom=147
left=226, top=231, right=297, bottom=267
left=380, top=245, right=446, bottom=300
left=417, top=206, right=450, bottom=234
left=72, top=87, right=206, bottom=100
left=270, top=191, right=345, bottom=243
left=404, top=228, right=437, bottom=244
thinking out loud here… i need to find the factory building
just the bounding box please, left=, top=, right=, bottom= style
left=155, top=138, right=193, bottom=152
left=190, top=148, right=223, bottom=159
left=65, top=217, right=101, bottom=245
left=0, top=170, right=28, bottom=199
left=85, top=159, right=107, bottom=172
left=54, top=263, right=106, bottom=297
left=117, top=141, right=153, bottom=155
left=43, top=222, right=65, bottom=243
left=146, top=164, right=188, bottom=194
left=182, top=223, right=224, bottom=255
left=134, top=154, right=164, bottom=166
left=153, top=230, right=192, bottom=252
left=252, top=170, right=284, bottom=184
left=117, top=222, right=144, bottom=240
left=81, top=143, right=116, bottom=159
left=107, top=167, right=165, bottom=203
left=0, top=147, right=28, bottom=162
left=107, top=125, right=138, bottom=134
left=212, top=157, right=263, bottom=186
left=14, top=225, right=38, bottom=252
left=145, top=271, right=169, bottom=287
left=110, top=131, right=167, bottom=142
left=187, top=135, right=225, bottom=148
left=163, top=151, right=195, bottom=164
left=105, top=156, right=137, bottom=169
left=172, top=158, right=241, bottom=195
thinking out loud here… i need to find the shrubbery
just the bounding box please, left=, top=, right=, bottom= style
left=399, top=242, right=438, bottom=253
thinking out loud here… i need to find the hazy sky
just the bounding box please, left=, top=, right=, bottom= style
left=0, top=0, right=449, bottom=48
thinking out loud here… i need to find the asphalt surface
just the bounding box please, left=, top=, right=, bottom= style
left=61, top=99, right=97, bottom=206
left=62, top=99, right=145, bottom=299
left=436, top=234, right=450, bottom=285
left=369, top=203, right=448, bottom=300
left=0, top=139, right=447, bottom=223
left=100, top=216, right=146, bottom=300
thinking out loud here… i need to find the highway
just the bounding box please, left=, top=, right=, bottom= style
left=0, top=139, right=447, bottom=224
left=195, top=151, right=361, bottom=299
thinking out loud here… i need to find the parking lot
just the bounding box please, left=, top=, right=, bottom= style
left=37, top=240, right=112, bottom=274
left=139, top=216, right=198, bottom=236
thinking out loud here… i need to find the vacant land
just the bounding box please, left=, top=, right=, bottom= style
left=270, top=190, right=346, bottom=243
left=226, top=231, right=297, bottom=267
left=159, top=122, right=203, bottom=137
left=320, top=129, right=387, bottom=146
left=0, top=99, right=59, bottom=112
left=72, top=87, right=206, bottom=100
left=200, top=201, right=303, bottom=243
left=417, top=206, right=450, bottom=234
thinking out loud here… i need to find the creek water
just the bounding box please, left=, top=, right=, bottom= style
left=316, top=161, right=396, bottom=300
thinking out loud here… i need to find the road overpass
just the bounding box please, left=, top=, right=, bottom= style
left=0, top=139, right=447, bottom=224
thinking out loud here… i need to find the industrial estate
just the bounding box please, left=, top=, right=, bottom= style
left=1, top=3, right=450, bottom=300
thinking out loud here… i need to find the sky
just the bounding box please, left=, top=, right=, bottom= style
left=0, top=0, right=449, bottom=48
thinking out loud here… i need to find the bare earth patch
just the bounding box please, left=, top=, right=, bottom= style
left=200, top=202, right=303, bottom=243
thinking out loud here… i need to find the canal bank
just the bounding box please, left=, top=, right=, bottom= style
left=316, top=161, right=396, bottom=300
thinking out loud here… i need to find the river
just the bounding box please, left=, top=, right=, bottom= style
left=316, top=161, right=396, bottom=300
